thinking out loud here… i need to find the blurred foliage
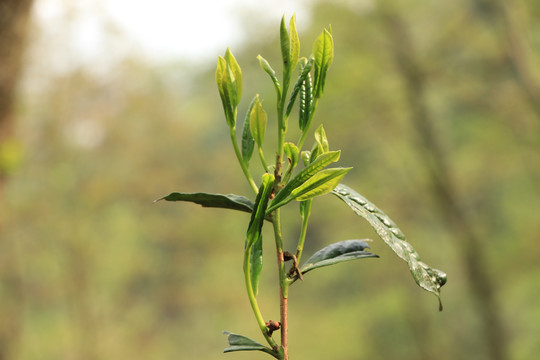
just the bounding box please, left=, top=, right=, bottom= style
left=2, top=0, right=540, bottom=359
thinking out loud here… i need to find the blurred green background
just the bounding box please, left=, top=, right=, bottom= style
left=1, top=0, right=539, bottom=359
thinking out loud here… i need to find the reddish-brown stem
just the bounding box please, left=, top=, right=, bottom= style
left=280, top=290, right=288, bottom=360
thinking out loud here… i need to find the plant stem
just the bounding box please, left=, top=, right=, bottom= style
left=258, top=146, right=270, bottom=173
left=272, top=207, right=289, bottom=359
left=229, top=127, right=258, bottom=194
left=243, top=242, right=278, bottom=349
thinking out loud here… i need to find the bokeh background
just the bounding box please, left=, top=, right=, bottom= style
left=1, top=0, right=539, bottom=359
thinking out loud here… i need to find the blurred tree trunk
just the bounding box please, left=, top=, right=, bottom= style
left=0, top=0, right=34, bottom=359
left=376, top=3, right=509, bottom=360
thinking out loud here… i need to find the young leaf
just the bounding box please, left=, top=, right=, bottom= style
left=289, top=15, right=300, bottom=72
left=216, top=56, right=234, bottom=127
left=224, top=48, right=243, bottom=106
left=290, top=167, right=352, bottom=201
left=223, top=331, right=279, bottom=358
left=284, top=142, right=299, bottom=169
left=267, top=150, right=341, bottom=213
left=314, top=125, right=329, bottom=152
left=249, top=96, right=267, bottom=148
left=285, top=57, right=314, bottom=118
left=295, top=239, right=378, bottom=279
left=257, top=55, right=282, bottom=98
left=280, top=16, right=291, bottom=71
left=299, top=72, right=313, bottom=132
left=312, top=28, right=334, bottom=98
left=250, top=233, right=263, bottom=296
left=241, top=96, right=257, bottom=164
left=331, top=184, right=447, bottom=309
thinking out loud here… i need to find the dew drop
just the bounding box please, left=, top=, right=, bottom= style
left=350, top=196, right=367, bottom=205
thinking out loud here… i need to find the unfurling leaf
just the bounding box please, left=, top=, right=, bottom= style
left=312, top=28, right=334, bottom=98
left=225, top=48, right=242, bottom=105
left=267, top=150, right=341, bottom=213
left=331, top=184, right=447, bottom=310
left=310, top=124, right=329, bottom=161
left=223, top=331, right=278, bottom=358
left=249, top=95, right=267, bottom=148
left=241, top=96, right=257, bottom=164
left=216, top=49, right=243, bottom=128
left=295, top=239, right=378, bottom=280
left=284, top=142, right=300, bottom=169
left=290, top=167, right=352, bottom=201
left=257, top=55, right=282, bottom=98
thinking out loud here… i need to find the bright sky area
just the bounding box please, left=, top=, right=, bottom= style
left=32, top=0, right=312, bottom=66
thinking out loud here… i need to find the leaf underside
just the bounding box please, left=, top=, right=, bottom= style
left=155, top=192, right=275, bottom=222
left=296, top=239, right=378, bottom=280
left=223, top=331, right=278, bottom=358
left=331, top=184, right=446, bottom=308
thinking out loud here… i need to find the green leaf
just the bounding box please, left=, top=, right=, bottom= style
left=310, top=124, right=329, bottom=161
left=290, top=167, right=352, bottom=201
left=246, top=173, right=274, bottom=296
left=285, top=57, right=313, bottom=118
left=241, top=96, right=257, bottom=165
left=257, top=55, right=282, bottom=98
left=289, top=15, right=300, bottom=72
left=331, top=184, right=447, bottom=309
left=284, top=142, right=299, bottom=169
left=223, top=331, right=278, bottom=358
left=297, top=239, right=378, bottom=277
left=267, top=150, right=341, bottom=213
left=224, top=48, right=242, bottom=105
left=280, top=16, right=291, bottom=71
left=298, top=72, right=313, bottom=132
left=312, top=28, right=334, bottom=98
left=249, top=95, right=267, bottom=148
left=216, top=56, right=234, bottom=127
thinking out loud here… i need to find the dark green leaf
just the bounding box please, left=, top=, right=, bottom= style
left=298, top=72, right=313, bottom=132
left=331, top=184, right=446, bottom=307
left=155, top=192, right=273, bottom=223
left=267, top=150, right=341, bottom=213
left=290, top=167, right=352, bottom=201
left=285, top=57, right=313, bottom=118
left=223, top=331, right=278, bottom=358
left=246, top=174, right=274, bottom=296
left=297, top=239, right=378, bottom=277
left=241, top=96, right=257, bottom=164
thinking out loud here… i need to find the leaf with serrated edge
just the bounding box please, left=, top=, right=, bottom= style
left=267, top=150, right=341, bottom=213
left=291, top=167, right=351, bottom=201
left=223, top=331, right=278, bottom=358
left=298, top=239, right=378, bottom=277
left=331, top=184, right=446, bottom=309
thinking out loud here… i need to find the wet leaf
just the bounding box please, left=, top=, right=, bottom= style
left=223, top=331, right=278, bottom=358
left=331, top=184, right=446, bottom=309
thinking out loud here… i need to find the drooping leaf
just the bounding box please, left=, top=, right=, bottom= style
left=331, top=184, right=447, bottom=308
left=223, top=331, right=278, bottom=358
left=312, top=28, right=334, bottom=98
left=285, top=57, right=313, bottom=118
left=249, top=96, right=267, bottom=148
left=290, top=167, right=352, bottom=201
left=296, top=240, right=378, bottom=279
left=258, top=55, right=282, bottom=98
left=241, top=96, right=257, bottom=164
left=267, top=150, right=341, bottom=213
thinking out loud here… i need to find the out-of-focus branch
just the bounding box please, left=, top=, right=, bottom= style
left=376, top=4, right=509, bottom=360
